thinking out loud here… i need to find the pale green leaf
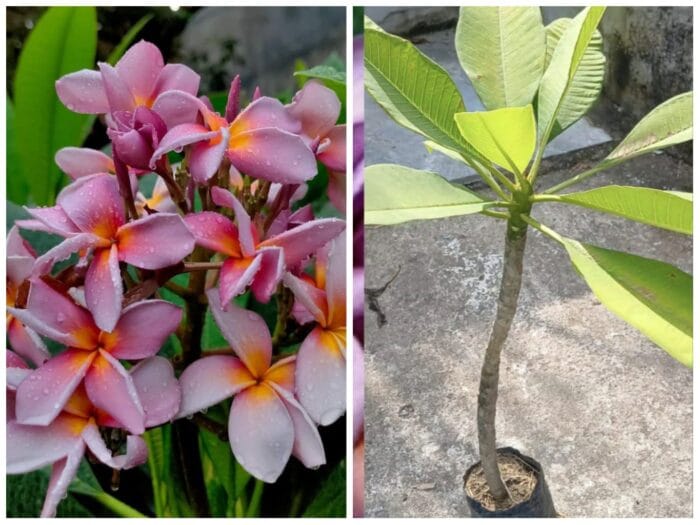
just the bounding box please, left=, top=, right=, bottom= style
left=560, top=238, right=692, bottom=367
left=363, top=21, right=469, bottom=155
left=543, top=17, right=605, bottom=138
left=14, top=7, right=97, bottom=205
left=551, top=185, right=692, bottom=235
left=454, top=105, right=536, bottom=174
left=455, top=7, right=545, bottom=109
left=603, top=91, right=693, bottom=165
left=365, top=164, right=492, bottom=225
left=537, top=7, right=606, bottom=143
left=424, top=140, right=470, bottom=165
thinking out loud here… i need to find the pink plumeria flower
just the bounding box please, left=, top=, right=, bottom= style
left=6, top=227, right=50, bottom=367
left=22, top=173, right=194, bottom=331
left=108, top=106, right=168, bottom=171
left=288, top=80, right=346, bottom=173
left=7, top=356, right=179, bottom=517
left=283, top=231, right=346, bottom=426
left=8, top=278, right=182, bottom=435
left=178, top=289, right=325, bottom=482
left=56, top=40, right=199, bottom=116
left=7, top=350, right=32, bottom=422
left=287, top=81, right=346, bottom=212
left=149, top=77, right=317, bottom=184
left=184, top=186, right=345, bottom=308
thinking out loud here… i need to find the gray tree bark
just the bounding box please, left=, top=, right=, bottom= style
left=476, top=227, right=527, bottom=504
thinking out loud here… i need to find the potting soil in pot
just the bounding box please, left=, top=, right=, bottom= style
left=464, top=451, right=537, bottom=511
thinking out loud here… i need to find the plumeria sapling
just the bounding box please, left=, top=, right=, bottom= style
left=8, top=37, right=347, bottom=517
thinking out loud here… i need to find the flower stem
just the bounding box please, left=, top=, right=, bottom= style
left=88, top=491, right=146, bottom=518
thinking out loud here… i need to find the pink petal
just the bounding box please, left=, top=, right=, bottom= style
left=55, top=69, right=109, bottom=114
left=7, top=225, right=36, bottom=258
left=219, top=255, right=262, bottom=307
left=84, top=350, right=145, bottom=435
left=327, top=170, right=346, bottom=213
left=7, top=414, right=86, bottom=473
left=82, top=421, right=148, bottom=469
left=22, top=205, right=81, bottom=236
left=282, top=272, right=327, bottom=325
left=287, top=80, right=341, bottom=139
left=116, top=213, right=195, bottom=269
left=228, top=383, right=294, bottom=483
left=231, top=96, right=301, bottom=135
left=41, top=442, right=86, bottom=518
left=228, top=128, right=317, bottom=184
left=15, top=349, right=96, bottom=426
left=151, top=90, right=208, bottom=129
left=85, top=245, right=123, bottom=333
left=189, top=126, right=230, bottom=183
left=260, top=218, right=346, bottom=266
left=150, top=123, right=220, bottom=169
left=225, top=75, right=241, bottom=122
left=177, top=355, right=255, bottom=418
left=153, top=63, right=200, bottom=98
left=103, top=300, right=182, bottom=359
left=183, top=211, right=240, bottom=257
left=317, top=124, right=346, bottom=172
left=130, top=356, right=182, bottom=427
left=98, top=62, right=136, bottom=112
left=7, top=317, right=50, bottom=367
left=324, top=231, right=346, bottom=328
left=55, top=147, right=115, bottom=179
left=57, top=174, right=125, bottom=238
left=32, top=232, right=103, bottom=277
left=114, top=40, right=164, bottom=103
left=251, top=247, right=284, bottom=303
left=206, top=288, right=272, bottom=378
left=210, top=187, right=256, bottom=256
left=8, top=278, right=100, bottom=349
left=268, top=382, right=326, bottom=469
left=263, top=355, right=296, bottom=392
left=296, top=327, right=346, bottom=426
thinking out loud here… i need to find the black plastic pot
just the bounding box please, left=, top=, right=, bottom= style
left=463, top=447, right=556, bottom=518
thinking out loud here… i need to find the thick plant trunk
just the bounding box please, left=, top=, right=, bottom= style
left=477, top=226, right=527, bottom=505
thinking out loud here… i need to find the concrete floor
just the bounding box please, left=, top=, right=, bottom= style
left=363, top=150, right=692, bottom=517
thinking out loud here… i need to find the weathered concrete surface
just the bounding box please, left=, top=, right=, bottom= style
left=364, top=27, right=611, bottom=184
left=364, top=152, right=692, bottom=518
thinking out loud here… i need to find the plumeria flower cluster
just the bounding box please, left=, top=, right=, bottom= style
left=7, top=40, right=347, bottom=517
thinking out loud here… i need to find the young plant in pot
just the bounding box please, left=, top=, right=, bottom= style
left=364, top=7, right=692, bottom=517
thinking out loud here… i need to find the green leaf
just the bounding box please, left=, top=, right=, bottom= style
left=559, top=237, right=692, bottom=366
left=455, top=7, right=545, bottom=110
left=549, top=185, right=692, bottom=235
left=7, top=97, right=29, bottom=203
left=107, top=13, right=154, bottom=65
left=543, top=17, right=605, bottom=138
left=603, top=91, right=693, bottom=166
left=199, top=421, right=245, bottom=517
left=536, top=7, right=606, bottom=143
left=14, top=7, right=97, bottom=205
left=302, top=460, right=346, bottom=517
left=7, top=469, right=93, bottom=517
left=364, top=20, right=470, bottom=156
left=454, top=105, right=536, bottom=174
left=365, top=164, right=493, bottom=225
